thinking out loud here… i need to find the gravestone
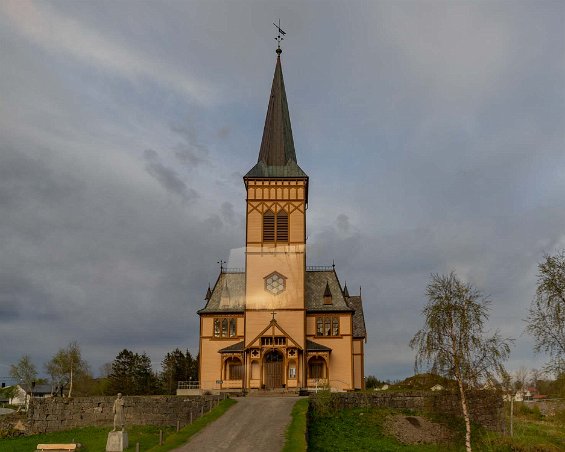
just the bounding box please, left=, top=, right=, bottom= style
left=106, top=431, right=128, bottom=452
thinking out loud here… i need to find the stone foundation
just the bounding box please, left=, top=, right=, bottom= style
left=311, top=390, right=504, bottom=430
left=27, top=395, right=223, bottom=434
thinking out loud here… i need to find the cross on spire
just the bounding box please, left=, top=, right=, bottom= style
left=273, top=19, right=286, bottom=54
left=271, top=310, right=277, bottom=321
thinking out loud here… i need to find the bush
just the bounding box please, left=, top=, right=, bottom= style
left=310, top=390, right=335, bottom=417
left=515, top=403, right=543, bottom=420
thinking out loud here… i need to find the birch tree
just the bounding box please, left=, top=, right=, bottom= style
left=526, top=251, right=565, bottom=374
left=45, top=341, right=89, bottom=397
left=10, top=355, right=38, bottom=391
left=410, top=272, right=512, bottom=452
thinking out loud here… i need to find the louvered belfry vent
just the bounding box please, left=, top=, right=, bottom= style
left=263, top=210, right=275, bottom=242
left=276, top=210, right=288, bottom=242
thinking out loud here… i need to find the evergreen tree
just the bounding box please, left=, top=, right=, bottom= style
left=108, top=349, right=160, bottom=395
left=160, top=348, right=198, bottom=394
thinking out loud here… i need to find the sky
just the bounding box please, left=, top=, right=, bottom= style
left=1, top=0, right=564, bottom=383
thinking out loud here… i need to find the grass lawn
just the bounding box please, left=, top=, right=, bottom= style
left=0, top=398, right=237, bottom=452
left=282, top=398, right=309, bottom=452
left=308, top=405, right=565, bottom=452
left=309, top=407, right=450, bottom=452
left=0, top=425, right=174, bottom=452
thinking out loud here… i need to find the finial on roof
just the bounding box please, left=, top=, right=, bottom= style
left=324, top=281, right=332, bottom=297
left=217, top=259, right=225, bottom=273
left=323, top=281, right=333, bottom=305
left=343, top=281, right=350, bottom=298
left=273, top=19, right=286, bottom=54
left=205, top=284, right=212, bottom=301
left=332, top=259, right=335, bottom=270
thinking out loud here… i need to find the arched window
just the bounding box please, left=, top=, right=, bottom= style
left=224, top=357, right=243, bottom=380
left=221, top=318, right=228, bottom=337
left=263, top=210, right=275, bottom=242
left=308, top=357, right=327, bottom=379
left=229, top=318, right=237, bottom=337
left=262, top=209, right=289, bottom=244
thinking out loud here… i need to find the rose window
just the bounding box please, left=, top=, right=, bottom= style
left=264, top=272, right=286, bottom=295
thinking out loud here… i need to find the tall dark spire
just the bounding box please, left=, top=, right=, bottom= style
left=257, top=54, right=296, bottom=166
left=244, top=52, right=307, bottom=179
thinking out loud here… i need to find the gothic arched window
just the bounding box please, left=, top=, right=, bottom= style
left=263, top=210, right=275, bottom=242
left=276, top=210, right=288, bottom=243
left=262, top=209, right=289, bottom=244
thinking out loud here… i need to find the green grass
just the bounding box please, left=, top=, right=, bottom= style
left=308, top=404, right=565, bottom=452
left=146, top=398, right=237, bottom=451
left=0, top=398, right=236, bottom=452
left=308, top=407, right=450, bottom=452
left=0, top=425, right=174, bottom=451
left=282, top=398, right=308, bottom=452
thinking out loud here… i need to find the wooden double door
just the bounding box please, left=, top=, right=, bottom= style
left=264, top=350, right=284, bottom=389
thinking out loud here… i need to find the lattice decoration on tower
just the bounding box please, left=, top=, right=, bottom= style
left=264, top=271, right=287, bottom=295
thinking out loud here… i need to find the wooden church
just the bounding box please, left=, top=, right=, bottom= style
left=197, top=45, right=367, bottom=392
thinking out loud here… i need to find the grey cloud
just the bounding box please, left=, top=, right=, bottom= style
left=0, top=1, right=563, bottom=381
left=171, top=123, right=210, bottom=168
left=143, top=149, right=198, bottom=202
left=217, top=126, right=230, bottom=140
left=220, top=202, right=237, bottom=226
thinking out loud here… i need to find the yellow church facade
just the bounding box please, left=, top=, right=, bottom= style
left=198, top=48, right=366, bottom=392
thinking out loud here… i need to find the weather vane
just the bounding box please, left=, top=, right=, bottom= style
left=273, top=19, right=286, bottom=54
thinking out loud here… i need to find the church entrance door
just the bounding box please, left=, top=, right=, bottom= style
left=264, top=350, right=284, bottom=389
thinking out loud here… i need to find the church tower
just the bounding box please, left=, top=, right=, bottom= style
left=242, top=47, right=309, bottom=388
left=196, top=44, right=366, bottom=393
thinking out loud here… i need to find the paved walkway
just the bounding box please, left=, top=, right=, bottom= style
left=172, top=396, right=301, bottom=452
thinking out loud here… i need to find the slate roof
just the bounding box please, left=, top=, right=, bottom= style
left=199, top=270, right=354, bottom=314
left=20, top=384, right=52, bottom=395
left=347, top=296, right=367, bottom=339
left=197, top=272, right=245, bottom=314
left=244, top=54, right=308, bottom=180
left=306, top=340, right=332, bottom=352
left=305, top=270, right=353, bottom=312
left=218, top=341, right=245, bottom=353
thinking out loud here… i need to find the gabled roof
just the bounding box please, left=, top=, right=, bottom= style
left=19, top=384, right=52, bottom=395
left=306, top=340, right=332, bottom=352
left=244, top=54, right=308, bottom=180
left=347, top=295, right=367, bottom=339
left=218, top=341, right=245, bottom=353
left=246, top=319, right=302, bottom=350
left=198, top=269, right=355, bottom=314
left=305, top=270, right=353, bottom=312
left=197, top=272, right=245, bottom=314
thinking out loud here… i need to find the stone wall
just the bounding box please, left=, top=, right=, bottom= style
left=27, top=395, right=223, bottom=434
left=312, top=390, right=503, bottom=430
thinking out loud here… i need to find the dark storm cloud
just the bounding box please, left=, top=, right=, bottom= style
left=143, top=149, right=199, bottom=202
left=0, top=0, right=563, bottom=381
left=171, top=123, right=210, bottom=168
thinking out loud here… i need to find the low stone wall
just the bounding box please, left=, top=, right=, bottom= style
left=524, top=399, right=565, bottom=416
left=312, top=390, right=503, bottom=430
left=27, top=395, right=223, bottom=434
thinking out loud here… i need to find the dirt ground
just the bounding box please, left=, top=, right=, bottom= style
left=172, top=396, right=301, bottom=452
left=384, top=414, right=454, bottom=445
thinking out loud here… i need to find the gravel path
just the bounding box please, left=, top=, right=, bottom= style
left=172, top=396, right=301, bottom=452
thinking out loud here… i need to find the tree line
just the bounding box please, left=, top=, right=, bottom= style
left=8, top=346, right=198, bottom=397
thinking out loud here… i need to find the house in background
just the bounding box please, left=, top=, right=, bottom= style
left=8, top=384, right=53, bottom=407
